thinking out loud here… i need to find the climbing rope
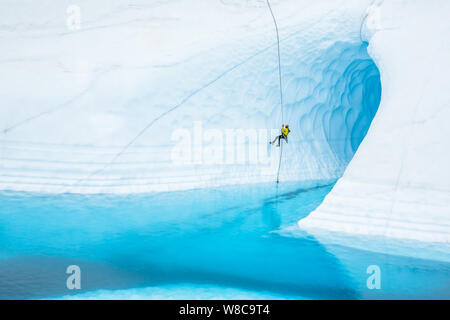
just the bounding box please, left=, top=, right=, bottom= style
left=266, top=0, right=284, bottom=123
left=266, top=0, right=284, bottom=183
left=276, top=139, right=283, bottom=183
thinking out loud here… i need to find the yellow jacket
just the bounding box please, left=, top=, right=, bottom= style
left=281, top=126, right=290, bottom=136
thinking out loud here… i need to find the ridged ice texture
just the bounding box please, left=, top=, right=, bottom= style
left=0, top=0, right=376, bottom=193
left=299, top=0, right=450, bottom=245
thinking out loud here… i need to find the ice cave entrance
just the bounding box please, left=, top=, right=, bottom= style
left=289, top=41, right=382, bottom=168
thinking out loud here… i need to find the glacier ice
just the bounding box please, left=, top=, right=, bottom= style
left=0, top=0, right=377, bottom=193
left=0, top=0, right=448, bottom=248
left=53, top=284, right=306, bottom=300
left=298, top=0, right=450, bottom=245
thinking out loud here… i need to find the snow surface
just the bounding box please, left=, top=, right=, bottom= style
left=298, top=0, right=450, bottom=244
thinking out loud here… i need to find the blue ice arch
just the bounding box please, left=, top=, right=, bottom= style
left=264, top=40, right=381, bottom=182
left=315, top=42, right=381, bottom=163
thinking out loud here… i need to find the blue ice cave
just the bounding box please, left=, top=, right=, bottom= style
left=275, top=41, right=381, bottom=180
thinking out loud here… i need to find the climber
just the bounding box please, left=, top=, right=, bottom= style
left=270, top=124, right=290, bottom=147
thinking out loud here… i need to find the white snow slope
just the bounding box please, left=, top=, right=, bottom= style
left=298, top=0, right=450, bottom=244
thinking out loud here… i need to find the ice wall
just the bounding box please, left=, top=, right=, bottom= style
left=299, top=0, right=450, bottom=243
left=0, top=0, right=376, bottom=193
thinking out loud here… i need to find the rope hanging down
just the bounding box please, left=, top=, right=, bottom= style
left=266, top=0, right=284, bottom=183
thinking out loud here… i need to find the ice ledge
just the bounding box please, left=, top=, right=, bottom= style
left=298, top=178, right=450, bottom=243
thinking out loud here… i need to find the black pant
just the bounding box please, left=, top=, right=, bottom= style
left=272, top=134, right=287, bottom=145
